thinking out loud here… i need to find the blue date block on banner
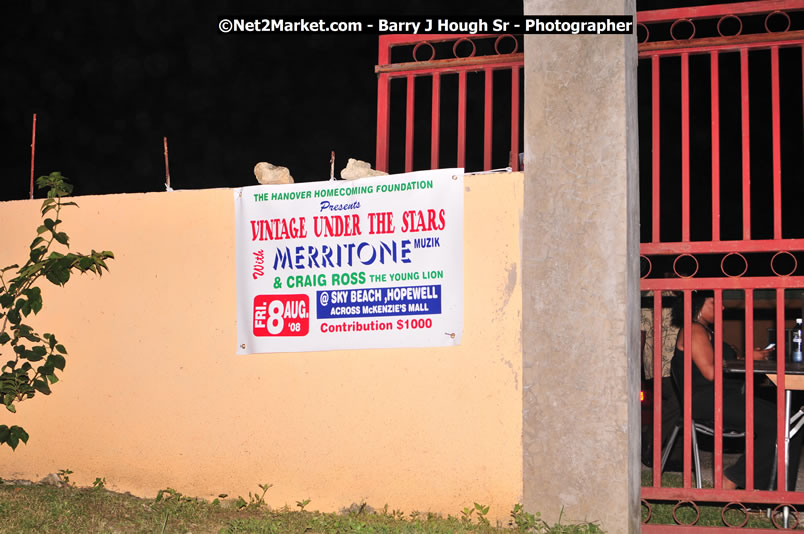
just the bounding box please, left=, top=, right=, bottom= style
left=316, top=285, right=441, bottom=319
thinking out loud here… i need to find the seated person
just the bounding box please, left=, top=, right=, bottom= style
left=670, top=290, right=801, bottom=490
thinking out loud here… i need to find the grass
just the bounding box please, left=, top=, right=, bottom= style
left=0, top=482, right=604, bottom=534
left=641, top=469, right=799, bottom=528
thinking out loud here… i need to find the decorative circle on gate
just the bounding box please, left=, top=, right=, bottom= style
left=765, top=10, right=792, bottom=33
left=721, top=252, right=748, bottom=278
left=717, top=14, right=743, bottom=37
left=637, top=23, right=650, bottom=44
left=670, top=18, right=696, bottom=41
left=641, top=499, right=653, bottom=524
left=452, top=38, right=476, bottom=58
left=771, top=251, right=798, bottom=277
left=721, top=502, right=749, bottom=528
left=673, top=254, right=699, bottom=278
left=771, top=504, right=799, bottom=529
left=413, top=42, right=436, bottom=62
left=672, top=500, right=700, bottom=525
left=494, top=34, right=518, bottom=55
left=640, top=255, right=653, bottom=279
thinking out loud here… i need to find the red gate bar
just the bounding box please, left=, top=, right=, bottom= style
left=652, top=55, right=661, bottom=243
left=639, top=36, right=804, bottom=58
left=644, top=524, right=798, bottom=533
left=741, top=47, right=751, bottom=241
left=510, top=66, right=520, bottom=171
left=457, top=70, right=466, bottom=169
left=431, top=73, right=440, bottom=169
left=710, top=51, right=720, bottom=242
left=683, top=290, right=693, bottom=488
left=641, top=238, right=804, bottom=255
left=652, top=292, right=664, bottom=486
left=682, top=53, right=691, bottom=243
left=713, top=290, right=724, bottom=489
left=638, top=0, right=801, bottom=22
left=405, top=74, right=415, bottom=173
left=736, top=295, right=759, bottom=493
left=642, top=277, right=804, bottom=291
left=776, top=288, right=787, bottom=491
left=484, top=67, right=493, bottom=170
left=771, top=45, right=782, bottom=240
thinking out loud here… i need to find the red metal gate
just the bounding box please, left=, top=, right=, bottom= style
left=639, top=1, right=804, bottom=530
left=375, top=34, right=523, bottom=174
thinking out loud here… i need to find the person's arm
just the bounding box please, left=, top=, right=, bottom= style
left=684, top=323, right=716, bottom=381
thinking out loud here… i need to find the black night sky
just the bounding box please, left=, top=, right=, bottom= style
left=1, top=0, right=527, bottom=200
left=2, top=0, right=800, bottom=243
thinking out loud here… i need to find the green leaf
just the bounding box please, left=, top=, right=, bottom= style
left=1, top=264, right=20, bottom=273
left=29, top=246, right=46, bottom=262
left=6, top=309, right=20, bottom=325
left=55, top=344, right=66, bottom=355
left=0, top=333, right=9, bottom=345
left=33, top=379, right=51, bottom=395
left=0, top=425, right=9, bottom=443
left=43, top=218, right=55, bottom=231
left=23, top=348, right=45, bottom=362
left=45, top=266, right=70, bottom=286
left=10, top=426, right=29, bottom=445
left=36, top=225, right=48, bottom=235
left=47, top=354, right=66, bottom=371
left=54, top=232, right=69, bottom=245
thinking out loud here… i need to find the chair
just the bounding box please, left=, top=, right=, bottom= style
left=661, top=421, right=746, bottom=489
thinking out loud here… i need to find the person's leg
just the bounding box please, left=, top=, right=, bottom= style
left=721, top=393, right=777, bottom=490
left=661, top=376, right=682, bottom=443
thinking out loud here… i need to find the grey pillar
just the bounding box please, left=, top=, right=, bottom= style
left=522, top=1, right=640, bottom=532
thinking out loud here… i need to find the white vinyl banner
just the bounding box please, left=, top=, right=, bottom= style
left=234, top=168, right=464, bottom=354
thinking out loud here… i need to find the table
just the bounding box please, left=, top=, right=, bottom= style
left=724, top=360, right=804, bottom=527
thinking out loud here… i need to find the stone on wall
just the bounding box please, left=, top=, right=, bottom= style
left=254, top=162, right=294, bottom=185
left=340, top=158, right=387, bottom=180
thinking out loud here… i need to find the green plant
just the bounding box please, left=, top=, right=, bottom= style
left=474, top=502, right=490, bottom=526
left=155, top=487, right=186, bottom=503
left=460, top=505, right=474, bottom=524
left=296, top=498, right=311, bottom=511
left=57, top=468, right=73, bottom=486
left=236, top=482, right=273, bottom=510
left=92, top=477, right=106, bottom=490
left=0, top=172, right=113, bottom=449
left=510, top=503, right=540, bottom=532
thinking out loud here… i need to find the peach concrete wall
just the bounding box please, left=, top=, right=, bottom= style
left=0, top=172, right=523, bottom=519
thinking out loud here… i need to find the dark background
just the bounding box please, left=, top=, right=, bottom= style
left=1, top=0, right=796, bottom=217
left=1, top=0, right=527, bottom=199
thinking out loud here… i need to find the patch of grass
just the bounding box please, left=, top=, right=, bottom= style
left=0, top=482, right=604, bottom=534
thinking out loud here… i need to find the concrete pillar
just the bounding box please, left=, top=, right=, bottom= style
left=521, top=1, right=640, bottom=532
